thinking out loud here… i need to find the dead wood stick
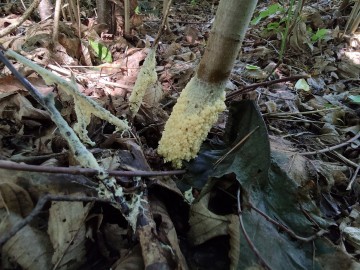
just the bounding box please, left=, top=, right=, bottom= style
left=299, top=130, right=360, bottom=156
left=225, top=74, right=310, bottom=102
left=237, top=189, right=272, bottom=270
left=0, top=0, right=42, bottom=38
left=248, top=202, right=328, bottom=242
left=0, top=160, right=186, bottom=177
left=153, top=0, right=173, bottom=47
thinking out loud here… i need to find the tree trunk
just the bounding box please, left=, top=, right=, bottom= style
left=158, top=0, right=258, bottom=168
left=96, top=0, right=116, bottom=34
left=124, top=0, right=130, bottom=34
left=38, top=0, right=53, bottom=21
left=163, top=0, right=170, bottom=32
left=52, top=0, right=62, bottom=43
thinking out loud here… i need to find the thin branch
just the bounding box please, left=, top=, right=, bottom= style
left=0, top=194, right=111, bottom=247
left=0, top=0, right=42, bottom=38
left=263, top=107, right=341, bottom=117
left=346, top=165, right=360, bottom=190
left=214, top=126, right=259, bottom=167
left=299, top=204, right=321, bottom=229
left=314, top=138, right=358, bottom=168
left=144, top=19, right=209, bottom=24
left=237, top=189, right=272, bottom=270
left=53, top=0, right=62, bottom=43
left=10, top=152, right=68, bottom=163
left=299, top=130, right=360, bottom=156
left=248, top=202, right=327, bottom=242
left=153, top=0, right=173, bottom=47
left=331, top=151, right=359, bottom=168
left=0, top=160, right=186, bottom=177
left=225, top=74, right=309, bottom=102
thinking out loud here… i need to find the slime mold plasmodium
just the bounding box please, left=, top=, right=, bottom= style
left=158, top=76, right=226, bottom=168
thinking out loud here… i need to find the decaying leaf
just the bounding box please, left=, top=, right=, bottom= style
left=0, top=182, right=53, bottom=269
left=150, top=197, right=188, bottom=269
left=188, top=193, right=228, bottom=246
left=112, top=245, right=144, bottom=270
left=1, top=213, right=53, bottom=270
left=48, top=198, right=91, bottom=270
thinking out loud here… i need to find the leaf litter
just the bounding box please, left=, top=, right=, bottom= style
left=0, top=0, right=360, bottom=269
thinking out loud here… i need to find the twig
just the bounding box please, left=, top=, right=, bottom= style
left=247, top=33, right=279, bottom=55
left=0, top=0, right=42, bottom=38
left=20, top=0, right=27, bottom=10
left=329, top=150, right=358, bottom=168
left=10, top=152, right=68, bottom=163
left=299, top=205, right=321, bottom=228
left=270, top=118, right=324, bottom=124
left=0, top=160, right=186, bottom=177
left=237, top=189, right=272, bottom=270
left=153, top=0, right=173, bottom=47
left=214, top=126, right=259, bottom=167
left=282, top=131, right=313, bottom=139
left=314, top=138, right=359, bottom=168
left=0, top=194, right=111, bottom=247
left=307, top=139, right=359, bottom=191
left=248, top=202, right=328, bottom=242
left=346, top=165, right=360, bottom=190
left=299, top=130, right=360, bottom=156
left=259, top=91, right=295, bottom=101
left=263, top=107, right=341, bottom=117
left=53, top=0, right=62, bottom=43
left=144, top=19, right=210, bottom=24
left=124, top=0, right=130, bottom=34
left=225, top=74, right=309, bottom=102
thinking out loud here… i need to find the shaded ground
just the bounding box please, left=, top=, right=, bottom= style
left=0, top=0, right=360, bottom=269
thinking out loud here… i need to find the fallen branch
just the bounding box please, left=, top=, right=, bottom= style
left=299, top=130, right=360, bottom=156
left=263, top=107, right=341, bottom=117
left=237, top=189, right=272, bottom=270
left=0, top=160, right=186, bottom=177
left=248, top=202, right=328, bottom=242
left=347, top=165, right=360, bottom=190
left=226, top=74, right=310, bottom=102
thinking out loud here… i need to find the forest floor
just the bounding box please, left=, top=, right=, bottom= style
left=0, top=0, right=360, bottom=269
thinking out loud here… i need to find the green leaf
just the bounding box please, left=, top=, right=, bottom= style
left=266, top=22, right=280, bottom=30
left=251, top=3, right=283, bottom=25
left=134, top=6, right=141, bottom=15
left=245, top=64, right=260, bottom=70
left=324, top=103, right=335, bottom=109
left=349, top=95, right=360, bottom=104
left=295, top=79, right=310, bottom=91
left=88, top=39, right=112, bottom=63
left=311, top=28, right=328, bottom=42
